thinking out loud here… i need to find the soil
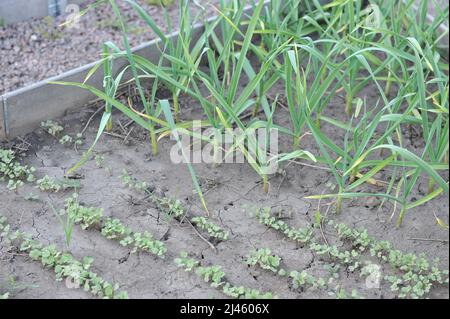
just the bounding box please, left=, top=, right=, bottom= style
left=0, top=0, right=220, bottom=95
left=0, top=81, right=448, bottom=298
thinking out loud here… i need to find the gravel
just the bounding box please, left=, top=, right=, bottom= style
left=0, top=0, right=219, bottom=95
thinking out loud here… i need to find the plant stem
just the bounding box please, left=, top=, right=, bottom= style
left=336, top=188, right=343, bottom=214
left=345, top=92, right=353, bottom=115
left=428, top=177, right=435, bottom=194
left=396, top=206, right=406, bottom=228
left=150, top=127, right=158, bottom=156
left=315, top=115, right=321, bottom=129
left=263, top=175, right=269, bottom=194
left=173, top=92, right=180, bottom=123
left=293, top=135, right=301, bottom=148
left=106, top=117, right=113, bottom=132
left=384, top=71, right=393, bottom=97
left=252, top=100, right=261, bottom=118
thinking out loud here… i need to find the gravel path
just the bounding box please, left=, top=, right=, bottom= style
left=0, top=0, right=219, bottom=95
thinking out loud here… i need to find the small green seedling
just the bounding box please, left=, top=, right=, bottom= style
left=247, top=248, right=281, bottom=273
left=59, top=135, right=73, bottom=145
left=41, top=120, right=64, bottom=137
left=102, top=218, right=131, bottom=240
left=95, top=154, right=105, bottom=168
left=191, top=217, right=229, bottom=241
left=74, top=133, right=85, bottom=146
left=175, top=251, right=200, bottom=272
left=100, top=218, right=166, bottom=257
left=196, top=265, right=226, bottom=288
left=36, top=175, right=80, bottom=193
left=290, top=270, right=316, bottom=290
left=121, top=169, right=148, bottom=191
left=24, top=193, right=40, bottom=201
left=0, top=214, right=128, bottom=300
left=131, top=231, right=167, bottom=257
left=65, top=194, right=103, bottom=230
left=330, top=286, right=361, bottom=299
left=1, top=149, right=36, bottom=191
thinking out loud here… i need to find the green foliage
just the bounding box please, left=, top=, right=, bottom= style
left=150, top=194, right=185, bottom=219
left=175, top=252, right=275, bottom=299
left=253, top=206, right=449, bottom=298
left=58, top=133, right=85, bottom=147
left=0, top=214, right=129, bottom=300
left=289, top=270, right=317, bottom=290
left=41, top=120, right=64, bottom=137
left=196, top=265, right=226, bottom=288
left=256, top=208, right=313, bottom=245
left=23, top=241, right=128, bottom=299
left=331, top=286, right=362, bottom=299
left=95, top=154, right=105, bottom=168
left=120, top=169, right=148, bottom=191
left=102, top=218, right=131, bottom=240
left=101, top=218, right=166, bottom=257
left=221, top=283, right=274, bottom=299
left=57, top=0, right=449, bottom=222
left=0, top=149, right=36, bottom=191
left=191, top=217, right=229, bottom=241
left=65, top=194, right=103, bottom=230
left=247, top=248, right=281, bottom=273
left=146, top=0, right=174, bottom=6
left=36, top=175, right=80, bottom=193
left=132, top=231, right=166, bottom=257
left=59, top=135, right=73, bottom=145
left=175, top=251, right=199, bottom=272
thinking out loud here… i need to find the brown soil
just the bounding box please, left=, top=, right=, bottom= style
left=0, top=86, right=448, bottom=298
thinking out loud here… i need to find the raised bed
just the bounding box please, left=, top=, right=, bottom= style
left=0, top=0, right=449, bottom=300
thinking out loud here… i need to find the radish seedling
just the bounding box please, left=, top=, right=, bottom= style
left=247, top=248, right=281, bottom=273
left=191, top=217, right=229, bottom=241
